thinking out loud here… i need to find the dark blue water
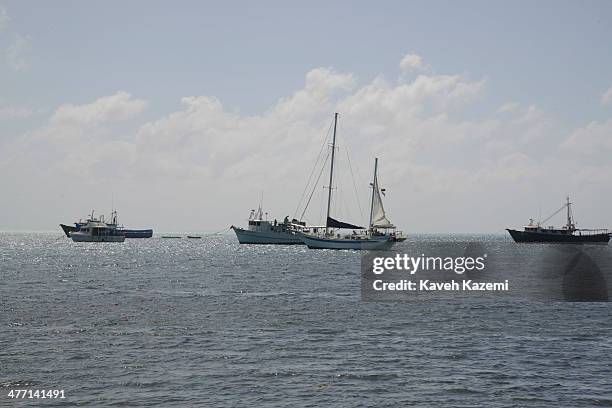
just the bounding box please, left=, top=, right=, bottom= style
left=1, top=233, right=612, bottom=407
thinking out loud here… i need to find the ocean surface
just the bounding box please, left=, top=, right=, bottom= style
left=1, top=233, right=612, bottom=407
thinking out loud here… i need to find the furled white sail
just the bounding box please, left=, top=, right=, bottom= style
left=370, top=174, right=394, bottom=228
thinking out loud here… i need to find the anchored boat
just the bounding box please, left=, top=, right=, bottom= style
left=506, top=197, right=610, bottom=244
left=60, top=210, right=153, bottom=238
left=231, top=207, right=309, bottom=244
left=67, top=211, right=126, bottom=242
left=299, top=113, right=405, bottom=250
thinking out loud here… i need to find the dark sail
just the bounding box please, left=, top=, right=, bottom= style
left=327, top=216, right=364, bottom=229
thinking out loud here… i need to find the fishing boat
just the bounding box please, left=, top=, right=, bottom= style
left=299, top=113, right=405, bottom=250
left=60, top=210, right=152, bottom=238
left=68, top=212, right=125, bottom=242
left=231, top=207, right=309, bottom=244
left=506, top=197, right=610, bottom=244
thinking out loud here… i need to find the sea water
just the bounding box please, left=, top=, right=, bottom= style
left=1, top=233, right=611, bottom=406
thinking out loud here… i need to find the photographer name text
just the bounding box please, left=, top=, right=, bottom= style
left=373, top=279, right=509, bottom=292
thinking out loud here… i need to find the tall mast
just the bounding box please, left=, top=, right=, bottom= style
left=369, top=157, right=378, bottom=229
left=325, top=113, right=338, bottom=234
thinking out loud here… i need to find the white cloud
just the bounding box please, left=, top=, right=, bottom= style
left=1, top=57, right=606, bottom=232
left=561, top=119, right=612, bottom=154
left=601, top=85, right=612, bottom=105
left=3, top=92, right=147, bottom=179
left=51, top=91, right=147, bottom=126
left=497, top=102, right=519, bottom=114
left=305, top=67, right=355, bottom=93
left=399, top=53, right=426, bottom=73
left=6, top=33, right=31, bottom=71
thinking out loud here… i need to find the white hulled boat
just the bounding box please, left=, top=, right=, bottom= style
left=69, top=211, right=126, bottom=242
left=60, top=209, right=153, bottom=238
left=299, top=113, right=405, bottom=250
left=231, top=206, right=310, bottom=244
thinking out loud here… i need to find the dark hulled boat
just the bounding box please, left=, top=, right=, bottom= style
left=60, top=210, right=153, bottom=239
left=61, top=223, right=153, bottom=238
left=507, top=197, right=610, bottom=244
left=506, top=227, right=610, bottom=243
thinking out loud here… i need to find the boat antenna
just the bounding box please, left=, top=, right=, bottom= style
left=566, top=195, right=574, bottom=231
left=111, top=192, right=115, bottom=225
left=368, top=157, right=378, bottom=229
left=325, top=113, right=338, bottom=234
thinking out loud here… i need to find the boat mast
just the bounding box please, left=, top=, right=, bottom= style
left=369, top=158, right=378, bottom=229
left=566, top=196, right=573, bottom=231
left=325, top=112, right=338, bottom=234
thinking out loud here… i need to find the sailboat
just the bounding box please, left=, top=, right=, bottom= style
left=299, top=113, right=405, bottom=250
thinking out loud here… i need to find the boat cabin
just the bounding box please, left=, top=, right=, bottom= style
left=247, top=207, right=306, bottom=234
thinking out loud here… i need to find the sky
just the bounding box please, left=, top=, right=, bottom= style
left=1, top=0, right=612, bottom=233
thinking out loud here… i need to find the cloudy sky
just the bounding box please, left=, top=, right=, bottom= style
left=1, top=1, right=612, bottom=233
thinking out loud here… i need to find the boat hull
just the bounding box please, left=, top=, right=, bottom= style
left=299, top=234, right=396, bottom=250
left=69, top=233, right=125, bottom=243
left=507, top=229, right=610, bottom=244
left=231, top=226, right=303, bottom=245
left=60, top=224, right=76, bottom=237
left=61, top=224, right=152, bottom=238
left=122, top=229, right=153, bottom=238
